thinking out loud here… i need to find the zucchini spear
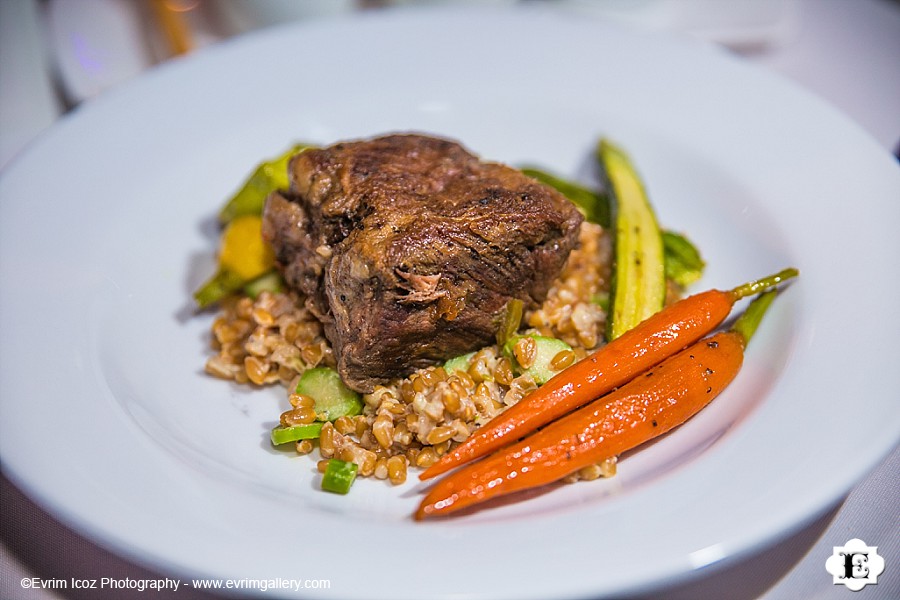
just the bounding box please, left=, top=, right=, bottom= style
left=599, top=139, right=666, bottom=340
left=194, top=143, right=312, bottom=308
left=218, top=143, right=313, bottom=223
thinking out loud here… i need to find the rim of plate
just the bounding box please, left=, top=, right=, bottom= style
left=2, top=5, right=899, bottom=600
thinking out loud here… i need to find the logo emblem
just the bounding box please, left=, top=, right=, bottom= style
left=825, top=538, right=885, bottom=591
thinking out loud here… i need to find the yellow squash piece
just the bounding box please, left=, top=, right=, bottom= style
left=193, top=215, right=276, bottom=309
left=218, top=215, right=274, bottom=281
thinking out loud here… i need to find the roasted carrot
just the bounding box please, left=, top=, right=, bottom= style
left=415, top=290, right=781, bottom=519
left=419, top=268, right=797, bottom=480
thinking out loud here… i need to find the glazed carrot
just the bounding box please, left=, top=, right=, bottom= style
left=415, top=291, right=780, bottom=519
left=419, top=268, right=797, bottom=480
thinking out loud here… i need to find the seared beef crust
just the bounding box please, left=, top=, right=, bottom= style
left=262, top=134, right=583, bottom=392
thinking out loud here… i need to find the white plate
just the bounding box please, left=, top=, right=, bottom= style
left=2, top=6, right=899, bottom=599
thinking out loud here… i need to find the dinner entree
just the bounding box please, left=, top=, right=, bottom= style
left=263, top=134, right=584, bottom=393
left=195, top=132, right=796, bottom=515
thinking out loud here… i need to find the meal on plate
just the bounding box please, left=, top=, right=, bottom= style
left=194, top=132, right=796, bottom=515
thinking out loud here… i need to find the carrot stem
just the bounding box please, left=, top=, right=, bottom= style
left=731, top=290, right=778, bottom=345
left=729, top=267, right=798, bottom=301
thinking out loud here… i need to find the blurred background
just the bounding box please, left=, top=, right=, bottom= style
left=2, top=0, right=899, bottom=170
left=1, top=1, right=898, bottom=599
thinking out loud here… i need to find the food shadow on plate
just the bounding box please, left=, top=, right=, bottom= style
left=403, top=406, right=747, bottom=519
left=173, top=214, right=222, bottom=325
left=405, top=479, right=568, bottom=519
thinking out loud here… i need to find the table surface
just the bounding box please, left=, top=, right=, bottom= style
left=2, top=1, right=898, bottom=598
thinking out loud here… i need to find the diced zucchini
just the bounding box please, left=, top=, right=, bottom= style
left=295, top=367, right=363, bottom=422
left=270, top=422, right=324, bottom=446
left=598, top=139, right=666, bottom=341
left=502, top=335, right=573, bottom=385
left=591, top=291, right=610, bottom=312
left=243, top=271, right=283, bottom=299
left=443, top=352, right=475, bottom=374
left=321, top=459, right=358, bottom=494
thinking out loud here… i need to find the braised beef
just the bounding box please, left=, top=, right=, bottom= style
left=262, top=134, right=582, bottom=392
